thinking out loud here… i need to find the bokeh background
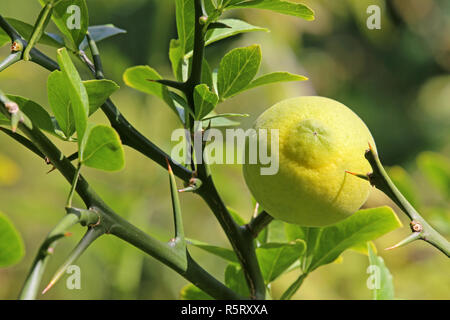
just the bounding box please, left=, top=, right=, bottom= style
left=0, top=0, right=449, bottom=299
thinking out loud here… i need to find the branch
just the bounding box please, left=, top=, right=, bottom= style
left=349, top=144, right=450, bottom=257
left=19, top=213, right=80, bottom=300
left=0, top=14, right=190, bottom=181
left=0, top=91, right=239, bottom=299
left=247, top=211, right=274, bottom=238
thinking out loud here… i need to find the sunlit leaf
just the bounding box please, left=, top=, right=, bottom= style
left=224, top=263, right=249, bottom=297
left=256, top=240, right=306, bottom=283
left=0, top=211, right=25, bottom=268
left=56, top=48, right=89, bottom=144
left=193, top=84, right=219, bottom=120
left=80, top=124, right=125, bottom=171
left=226, top=0, right=315, bottom=21
left=307, top=207, right=402, bottom=272
left=175, top=0, right=195, bottom=54
left=367, top=244, right=395, bottom=300
left=43, top=0, right=89, bottom=51
left=180, top=284, right=213, bottom=300
left=217, top=44, right=262, bottom=99
left=187, top=238, right=237, bottom=263
left=83, top=79, right=119, bottom=115
left=244, top=71, right=307, bottom=91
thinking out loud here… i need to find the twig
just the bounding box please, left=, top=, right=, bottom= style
left=349, top=144, right=450, bottom=257
left=0, top=90, right=239, bottom=299
left=247, top=211, right=274, bottom=238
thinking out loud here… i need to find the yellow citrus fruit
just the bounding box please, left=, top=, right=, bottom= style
left=243, top=96, right=375, bottom=227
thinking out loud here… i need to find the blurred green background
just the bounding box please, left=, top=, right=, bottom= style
left=0, top=0, right=449, bottom=299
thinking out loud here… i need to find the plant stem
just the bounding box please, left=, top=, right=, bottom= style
left=247, top=211, right=274, bottom=238
left=0, top=52, right=21, bottom=72
left=0, top=13, right=192, bottom=182
left=66, top=162, right=81, bottom=208
left=0, top=91, right=238, bottom=300
left=23, top=3, right=53, bottom=61
left=364, top=146, right=450, bottom=257
left=19, top=213, right=80, bottom=300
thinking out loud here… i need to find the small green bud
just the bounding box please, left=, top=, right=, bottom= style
left=199, top=16, right=208, bottom=25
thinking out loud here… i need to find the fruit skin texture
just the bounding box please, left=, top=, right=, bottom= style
left=243, top=96, right=375, bottom=227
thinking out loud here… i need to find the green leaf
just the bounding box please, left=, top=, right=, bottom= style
left=201, top=59, right=214, bottom=90
left=0, top=18, right=63, bottom=48
left=227, top=0, right=315, bottom=21
left=187, top=238, right=238, bottom=262
left=56, top=47, right=89, bottom=144
left=44, top=0, right=89, bottom=51
left=256, top=240, right=306, bottom=283
left=307, top=207, right=402, bottom=272
left=83, top=79, right=119, bottom=116
left=227, top=206, right=247, bottom=226
left=202, top=113, right=249, bottom=121
left=201, top=112, right=241, bottom=128
left=80, top=124, right=125, bottom=171
left=217, top=44, right=262, bottom=99
left=367, top=244, right=395, bottom=300
left=180, top=284, right=213, bottom=300
left=123, top=66, right=186, bottom=122
left=224, top=263, right=250, bottom=297
left=244, top=71, right=307, bottom=91
left=0, top=211, right=25, bottom=268
left=23, top=3, right=53, bottom=60
left=79, top=24, right=126, bottom=50
left=417, top=151, right=450, bottom=199
left=388, top=166, right=421, bottom=208
left=6, top=95, right=55, bottom=135
left=182, top=18, right=268, bottom=58
left=47, top=70, right=74, bottom=138
left=267, top=220, right=288, bottom=243
left=203, top=0, right=217, bottom=15
left=205, top=19, right=268, bottom=46
left=175, top=0, right=195, bottom=55
left=169, top=39, right=186, bottom=81
left=280, top=273, right=307, bottom=300
left=193, top=84, right=219, bottom=120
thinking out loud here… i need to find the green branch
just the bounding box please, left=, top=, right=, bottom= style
left=351, top=145, right=450, bottom=257
left=0, top=90, right=239, bottom=300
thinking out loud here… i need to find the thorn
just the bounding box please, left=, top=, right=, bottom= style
left=253, top=202, right=260, bottom=218
left=165, top=157, right=173, bottom=174
left=345, top=170, right=370, bottom=181
left=385, top=232, right=421, bottom=251
left=46, top=166, right=57, bottom=174
left=42, top=280, right=56, bottom=295
left=64, top=232, right=72, bottom=237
